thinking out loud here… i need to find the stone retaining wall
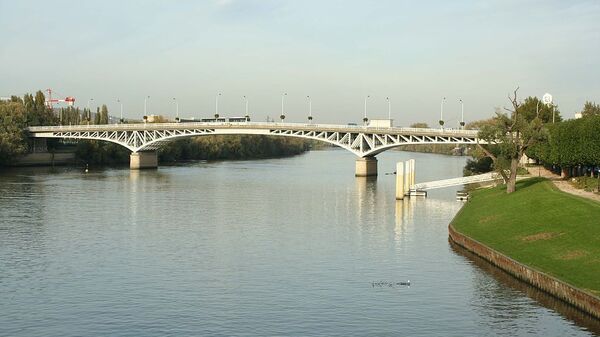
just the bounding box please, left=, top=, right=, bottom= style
left=449, top=224, right=600, bottom=320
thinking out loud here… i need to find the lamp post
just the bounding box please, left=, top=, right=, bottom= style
left=173, top=97, right=179, bottom=121
left=307, top=95, right=312, bottom=123
left=215, top=93, right=221, bottom=119
left=280, top=93, right=287, bottom=122
left=87, top=98, right=94, bottom=123
left=363, top=95, right=370, bottom=125
left=459, top=99, right=465, bottom=129
left=386, top=97, right=391, bottom=120
left=117, top=99, right=123, bottom=123
left=439, top=97, right=446, bottom=128
left=542, top=93, right=553, bottom=123
left=243, top=96, right=249, bottom=121
left=144, top=96, right=150, bottom=117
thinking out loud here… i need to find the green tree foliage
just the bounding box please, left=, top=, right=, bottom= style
left=100, top=105, right=109, bottom=124
left=529, top=115, right=600, bottom=169
left=465, top=118, right=496, bottom=130
left=478, top=88, right=546, bottom=193
left=59, top=107, right=83, bottom=125
left=581, top=101, right=600, bottom=117
left=74, top=135, right=310, bottom=165
left=518, top=96, right=562, bottom=124
left=158, top=135, right=310, bottom=162
left=410, top=122, right=429, bottom=128
left=94, top=107, right=101, bottom=124
left=463, top=156, right=493, bottom=176
left=75, top=140, right=130, bottom=165
left=0, top=101, right=28, bottom=165
left=22, top=91, right=57, bottom=126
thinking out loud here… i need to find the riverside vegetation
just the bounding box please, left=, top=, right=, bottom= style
left=0, top=91, right=310, bottom=167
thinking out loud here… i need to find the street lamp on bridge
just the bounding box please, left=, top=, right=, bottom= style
left=439, top=97, right=446, bottom=129
left=173, top=97, right=179, bottom=121
left=144, top=96, right=150, bottom=118
left=459, top=99, right=465, bottom=129
left=215, top=93, right=222, bottom=119
left=243, top=96, right=249, bottom=121
left=280, top=93, right=287, bottom=122
left=307, top=95, right=312, bottom=123
left=363, top=95, right=370, bottom=125
left=117, top=99, right=124, bottom=123
left=386, top=97, right=391, bottom=120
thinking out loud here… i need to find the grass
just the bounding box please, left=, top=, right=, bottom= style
left=452, top=177, right=600, bottom=296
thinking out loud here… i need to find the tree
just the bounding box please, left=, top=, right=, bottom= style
left=478, top=87, right=546, bottom=193
left=94, top=107, right=101, bottom=124
left=23, top=91, right=57, bottom=126
left=0, top=101, right=28, bottom=165
left=464, top=118, right=495, bottom=130
left=100, top=105, right=109, bottom=124
left=581, top=101, right=600, bottom=117
left=410, top=122, right=429, bottom=128
left=518, top=96, right=562, bottom=124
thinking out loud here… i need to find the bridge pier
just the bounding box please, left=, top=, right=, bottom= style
left=355, top=157, right=378, bottom=177
left=130, top=151, right=158, bottom=170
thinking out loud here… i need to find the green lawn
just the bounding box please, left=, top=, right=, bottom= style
left=452, top=177, right=600, bottom=296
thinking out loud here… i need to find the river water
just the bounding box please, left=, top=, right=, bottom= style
left=1, top=149, right=598, bottom=336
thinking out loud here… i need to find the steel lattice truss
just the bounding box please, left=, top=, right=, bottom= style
left=28, top=123, right=481, bottom=157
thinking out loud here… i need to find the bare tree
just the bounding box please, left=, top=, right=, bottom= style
left=477, top=87, right=545, bottom=193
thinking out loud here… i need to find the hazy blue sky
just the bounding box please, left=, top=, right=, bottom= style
left=1, top=0, right=599, bottom=125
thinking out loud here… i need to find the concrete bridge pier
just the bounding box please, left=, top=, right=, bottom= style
left=130, top=151, right=158, bottom=169
left=355, top=157, right=378, bottom=177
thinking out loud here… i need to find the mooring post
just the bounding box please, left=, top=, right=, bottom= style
left=410, top=159, right=416, bottom=187
left=404, top=160, right=411, bottom=196
left=396, top=162, right=405, bottom=200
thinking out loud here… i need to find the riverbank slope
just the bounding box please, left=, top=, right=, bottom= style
left=450, top=178, right=600, bottom=316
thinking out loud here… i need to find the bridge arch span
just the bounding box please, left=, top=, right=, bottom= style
left=136, top=128, right=364, bottom=157
left=27, top=122, right=482, bottom=173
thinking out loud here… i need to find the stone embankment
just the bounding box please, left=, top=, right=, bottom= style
left=449, top=224, right=600, bottom=319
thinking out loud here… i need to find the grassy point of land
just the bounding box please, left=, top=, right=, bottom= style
left=452, top=177, right=600, bottom=296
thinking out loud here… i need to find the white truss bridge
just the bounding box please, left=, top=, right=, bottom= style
left=28, top=122, right=481, bottom=157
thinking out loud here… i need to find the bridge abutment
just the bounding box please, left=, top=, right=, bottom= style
left=355, top=157, right=378, bottom=177
left=130, top=151, right=158, bottom=170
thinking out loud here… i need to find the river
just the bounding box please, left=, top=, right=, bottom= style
left=1, top=149, right=598, bottom=336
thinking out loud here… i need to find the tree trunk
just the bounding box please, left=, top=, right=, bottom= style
left=506, top=158, right=519, bottom=194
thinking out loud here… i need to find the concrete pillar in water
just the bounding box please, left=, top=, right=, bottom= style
left=396, top=162, right=405, bottom=200
left=355, top=157, right=378, bottom=177
left=404, top=160, right=411, bottom=195
left=130, top=151, right=158, bottom=170
left=410, top=159, right=416, bottom=187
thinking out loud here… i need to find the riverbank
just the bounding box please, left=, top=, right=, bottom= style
left=450, top=178, right=600, bottom=318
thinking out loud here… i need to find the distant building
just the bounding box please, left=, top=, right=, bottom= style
left=575, top=112, right=583, bottom=119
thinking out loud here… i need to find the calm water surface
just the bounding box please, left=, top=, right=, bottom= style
left=1, top=149, right=598, bottom=336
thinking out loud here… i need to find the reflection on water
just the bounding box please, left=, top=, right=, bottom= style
left=0, top=150, right=596, bottom=337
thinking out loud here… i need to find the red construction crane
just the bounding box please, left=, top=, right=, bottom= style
left=45, top=88, right=75, bottom=108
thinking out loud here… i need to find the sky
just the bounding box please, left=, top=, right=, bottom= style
left=1, top=0, right=599, bottom=126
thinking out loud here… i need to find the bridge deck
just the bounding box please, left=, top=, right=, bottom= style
left=28, top=122, right=479, bottom=137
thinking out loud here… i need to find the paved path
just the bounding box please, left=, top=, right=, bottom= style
left=526, top=166, right=600, bottom=203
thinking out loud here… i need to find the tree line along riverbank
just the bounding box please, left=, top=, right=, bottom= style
left=0, top=92, right=312, bottom=168
left=450, top=178, right=600, bottom=317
